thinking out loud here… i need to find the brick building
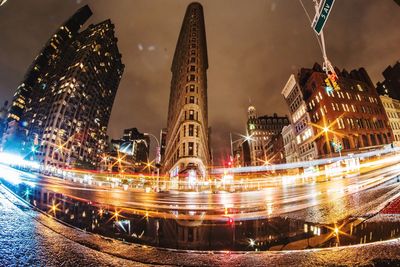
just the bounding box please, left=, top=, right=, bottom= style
left=290, top=63, right=393, bottom=158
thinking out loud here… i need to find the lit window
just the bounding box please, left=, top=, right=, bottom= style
left=188, top=142, right=194, bottom=156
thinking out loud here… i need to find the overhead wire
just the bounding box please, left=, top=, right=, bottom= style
left=298, top=0, right=324, bottom=54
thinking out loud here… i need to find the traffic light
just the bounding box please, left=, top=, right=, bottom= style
left=327, top=73, right=340, bottom=91
left=331, top=137, right=343, bottom=153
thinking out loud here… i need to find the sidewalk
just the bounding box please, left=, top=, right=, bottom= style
left=0, top=185, right=148, bottom=267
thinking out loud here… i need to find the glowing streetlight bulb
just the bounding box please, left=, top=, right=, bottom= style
left=334, top=227, right=339, bottom=235
left=249, top=238, right=255, bottom=247
left=113, top=210, right=119, bottom=221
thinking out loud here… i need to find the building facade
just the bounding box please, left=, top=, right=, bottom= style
left=289, top=63, right=392, bottom=158
left=281, top=125, right=299, bottom=163
left=264, top=133, right=285, bottom=165
left=232, top=139, right=251, bottom=167
left=377, top=61, right=400, bottom=100
left=121, top=128, right=150, bottom=164
left=246, top=105, right=289, bottom=166
left=0, top=101, right=9, bottom=142
left=37, top=19, right=124, bottom=170
left=2, top=5, right=93, bottom=154
left=163, top=2, right=211, bottom=180
left=105, top=128, right=150, bottom=173
left=380, top=95, right=400, bottom=145
left=4, top=5, right=124, bottom=170
left=159, top=128, right=167, bottom=163
left=281, top=74, right=318, bottom=162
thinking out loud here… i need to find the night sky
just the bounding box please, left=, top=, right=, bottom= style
left=0, top=0, right=399, bottom=162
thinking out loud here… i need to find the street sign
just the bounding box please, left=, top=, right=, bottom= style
left=313, top=0, right=335, bottom=35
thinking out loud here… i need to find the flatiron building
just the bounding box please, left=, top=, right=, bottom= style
left=163, top=2, right=211, bottom=179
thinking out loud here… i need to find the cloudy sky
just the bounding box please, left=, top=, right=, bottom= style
left=0, top=0, right=399, bottom=162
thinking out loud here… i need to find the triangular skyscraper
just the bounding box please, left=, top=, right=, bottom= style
left=163, top=2, right=210, bottom=181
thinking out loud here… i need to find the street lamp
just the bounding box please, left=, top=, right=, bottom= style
left=144, top=132, right=161, bottom=191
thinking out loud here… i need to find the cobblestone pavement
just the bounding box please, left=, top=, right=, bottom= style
left=1, top=184, right=400, bottom=266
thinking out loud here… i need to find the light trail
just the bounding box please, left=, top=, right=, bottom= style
left=1, top=148, right=400, bottom=224
left=212, top=146, right=400, bottom=174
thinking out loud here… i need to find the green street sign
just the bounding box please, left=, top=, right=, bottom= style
left=313, top=0, right=335, bottom=35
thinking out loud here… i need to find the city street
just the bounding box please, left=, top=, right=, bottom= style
left=1, top=179, right=400, bottom=266
left=1, top=0, right=400, bottom=265
left=3, top=153, right=400, bottom=223
left=1, top=151, right=400, bottom=252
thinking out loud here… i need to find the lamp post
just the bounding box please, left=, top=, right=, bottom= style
left=144, top=132, right=161, bottom=191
